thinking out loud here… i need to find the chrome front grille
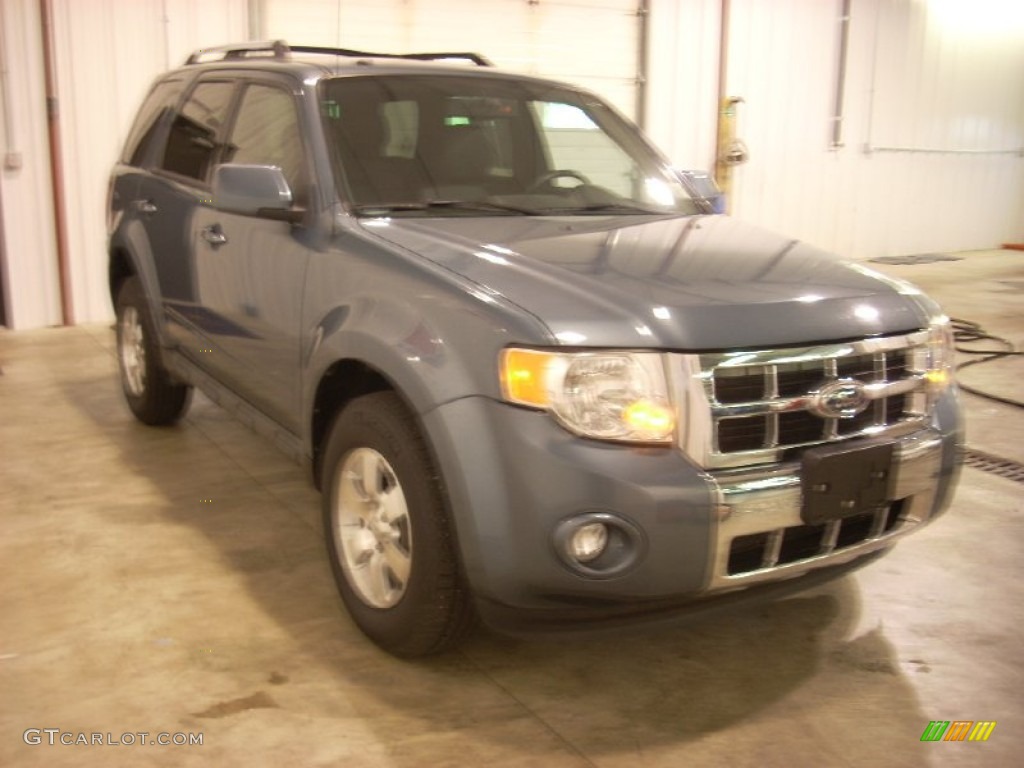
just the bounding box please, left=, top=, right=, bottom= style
left=672, top=330, right=934, bottom=469
left=712, top=349, right=913, bottom=451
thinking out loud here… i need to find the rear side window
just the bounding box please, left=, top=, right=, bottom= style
left=121, top=79, right=183, bottom=167
left=160, top=81, right=235, bottom=181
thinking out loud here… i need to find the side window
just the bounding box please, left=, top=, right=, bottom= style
left=160, top=81, right=235, bottom=181
left=226, top=84, right=306, bottom=200
left=122, top=79, right=184, bottom=167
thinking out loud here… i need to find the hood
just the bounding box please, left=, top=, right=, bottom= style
left=362, top=214, right=938, bottom=349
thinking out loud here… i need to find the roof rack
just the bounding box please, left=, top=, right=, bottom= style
left=184, top=40, right=492, bottom=67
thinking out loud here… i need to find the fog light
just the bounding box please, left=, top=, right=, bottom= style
left=567, top=523, right=608, bottom=563
left=554, top=513, right=645, bottom=577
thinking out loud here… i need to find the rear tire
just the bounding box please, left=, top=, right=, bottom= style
left=322, top=392, right=474, bottom=656
left=115, top=276, right=191, bottom=426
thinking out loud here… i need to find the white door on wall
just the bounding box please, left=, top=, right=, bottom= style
left=259, top=0, right=643, bottom=120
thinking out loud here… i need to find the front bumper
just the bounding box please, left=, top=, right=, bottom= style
left=708, top=428, right=944, bottom=591
left=422, top=388, right=961, bottom=630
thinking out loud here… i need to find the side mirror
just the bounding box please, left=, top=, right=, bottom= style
left=212, top=164, right=303, bottom=223
left=677, top=169, right=725, bottom=214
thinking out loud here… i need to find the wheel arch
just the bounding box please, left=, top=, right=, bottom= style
left=304, top=298, right=505, bottom=489
left=310, top=358, right=405, bottom=489
left=108, top=220, right=172, bottom=346
left=109, top=245, right=136, bottom=305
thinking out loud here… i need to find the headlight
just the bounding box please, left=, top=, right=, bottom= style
left=500, top=348, right=676, bottom=443
left=925, top=316, right=955, bottom=393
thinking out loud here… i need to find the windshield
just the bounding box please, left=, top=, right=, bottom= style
left=319, top=74, right=699, bottom=217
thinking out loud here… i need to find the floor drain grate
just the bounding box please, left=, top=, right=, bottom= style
left=962, top=448, right=1024, bottom=484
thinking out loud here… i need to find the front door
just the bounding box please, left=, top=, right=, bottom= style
left=190, top=81, right=311, bottom=433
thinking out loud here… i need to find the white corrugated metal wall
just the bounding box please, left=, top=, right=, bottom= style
left=651, top=0, right=1024, bottom=260
left=645, top=0, right=720, bottom=172
left=0, top=0, right=1022, bottom=329
left=0, top=0, right=248, bottom=330
left=53, top=0, right=248, bottom=325
left=0, top=0, right=61, bottom=329
left=257, top=0, right=642, bottom=122
left=52, top=0, right=249, bottom=325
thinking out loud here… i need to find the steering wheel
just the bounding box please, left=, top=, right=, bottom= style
left=528, top=169, right=591, bottom=193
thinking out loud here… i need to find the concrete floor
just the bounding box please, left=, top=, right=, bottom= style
left=1, top=249, right=1021, bottom=767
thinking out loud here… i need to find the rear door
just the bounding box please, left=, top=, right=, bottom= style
left=111, top=77, right=184, bottom=322
left=137, top=79, right=237, bottom=352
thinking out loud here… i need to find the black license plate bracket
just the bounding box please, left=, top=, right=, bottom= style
left=801, top=440, right=896, bottom=525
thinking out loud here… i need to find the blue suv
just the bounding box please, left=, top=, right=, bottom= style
left=107, top=41, right=963, bottom=656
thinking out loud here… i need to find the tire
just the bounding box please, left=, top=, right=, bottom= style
left=322, top=392, right=474, bottom=656
left=115, top=276, right=191, bottom=426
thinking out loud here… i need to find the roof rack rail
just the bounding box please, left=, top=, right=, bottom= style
left=184, top=40, right=492, bottom=67
left=184, top=40, right=289, bottom=65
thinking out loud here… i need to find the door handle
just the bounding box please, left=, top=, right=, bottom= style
left=134, top=199, right=158, bottom=215
left=201, top=225, right=228, bottom=247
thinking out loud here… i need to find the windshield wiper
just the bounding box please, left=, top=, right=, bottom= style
left=426, top=199, right=543, bottom=215
left=547, top=202, right=664, bottom=215
left=354, top=199, right=542, bottom=216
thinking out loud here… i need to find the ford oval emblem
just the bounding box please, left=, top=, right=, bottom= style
left=810, top=379, right=870, bottom=419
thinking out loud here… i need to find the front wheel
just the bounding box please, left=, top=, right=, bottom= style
left=115, top=276, right=191, bottom=425
left=322, top=392, right=473, bottom=656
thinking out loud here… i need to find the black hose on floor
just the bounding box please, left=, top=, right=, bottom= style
left=950, top=318, right=1024, bottom=409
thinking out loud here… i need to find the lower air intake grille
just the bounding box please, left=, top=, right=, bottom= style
left=727, top=500, right=906, bottom=576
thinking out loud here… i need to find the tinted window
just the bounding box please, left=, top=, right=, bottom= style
left=321, top=77, right=537, bottom=206
left=161, top=81, right=235, bottom=181
left=122, top=79, right=184, bottom=166
left=225, top=84, right=305, bottom=198
left=320, top=75, right=698, bottom=215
